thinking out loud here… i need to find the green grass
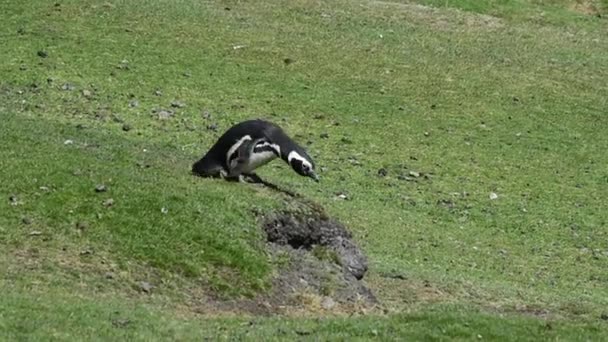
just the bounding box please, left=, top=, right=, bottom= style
left=1, top=290, right=605, bottom=340
left=1, top=0, right=608, bottom=339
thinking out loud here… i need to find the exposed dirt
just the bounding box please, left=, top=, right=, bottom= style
left=206, top=201, right=378, bottom=315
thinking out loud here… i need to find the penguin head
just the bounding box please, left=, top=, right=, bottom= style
left=287, top=150, right=319, bottom=182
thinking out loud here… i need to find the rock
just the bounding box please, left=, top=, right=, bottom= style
left=207, top=123, right=218, bottom=132
left=138, top=281, right=153, bottom=293
left=111, top=318, right=131, bottom=328
left=22, top=217, right=32, bottom=225
left=29, top=231, right=42, bottom=236
left=103, top=198, right=114, bottom=207
left=489, top=192, right=499, bottom=200
left=122, top=124, right=132, bottom=132
left=9, top=195, right=21, bottom=206
left=61, top=83, right=74, bottom=91
left=154, top=90, right=162, bottom=96
left=128, top=100, right=139, bottom=108
left=117, top=59, right=129, bottom=70
left=409, top=171, right=421, bottom=178
left=80, top=248, right=93, bottom=255
left=321, top=297, right=336, bottom=310
left=82, top=89, right=92, bottom=98
left=377, top=168, right=388, bottom=177
left=95, top=184, right=107, bottom=193
left=76, top=221, right=89, bottom=231
left=157, top=110, right=173, bottom=120
left=37, top=50, right=48, bottom=58
left=161, top=207, right=168, bottom=214
left=335, top=192, right=349, bottom=200
left=104, top=272, right=115, bottom=279
left=201, top=110, right=211, bottom=119
left=170, top=100, right=185, bottom=108
left=39, top=186, right=50, bottom=192
left=64, top=139, right=74, bottom=145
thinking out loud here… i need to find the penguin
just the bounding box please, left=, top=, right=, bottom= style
left=192, top=119, right=319, bottom=182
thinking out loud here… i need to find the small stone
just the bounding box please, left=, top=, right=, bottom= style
left=139, top=281, right=153, bottom=293
left=80, top=248, right=93, bottom=255
left=9, top=195, right=19, bottom=205
left=103, top=198, right=114, bottom=207
left=201, top=110, right=211, bottom=119
left=37, top=50, right=48, bottom=58
left=489, top=192, right=499, bottom=200
left=95, top=184, right=107, bottom=193
left=409, top=171, right=421, bottom=178
left=122, top=124, right=132, bottom=132
left=170, top=100, right=185, bottom=108
left=117, top=59, right=129, bottom=70
left=321, top=297, right=336, bottom=310
left=39, top=186, right=50, bottom=192
left=600, top=313, right=608, bottom=320
left=29, top=231, right=42, bottom=236
left=22, top=217, right=32, bottom=225
left=335, top=192, right=349, bottom=200
left=61, top=83, right=74, bottom=91
left=154, top=90, right=162, bottom=96
left=377, top=168, right=388, bottom=177
left=64, top=139, right=74, bottom=145
left=183, top=71, right=192, bottom=77
left=76, top=221, right=89, bottom=231
left=104, top=272, right=115, bottom=279
left=371, top=329, right=379, bottom=336
left=111, top=318, right=131, bottom=328
left=157, top=110, right=173, bottom=120
left=82, top=89, right=92, bottom=98
left=207, top=123, right=218, bottom=132
left=129, top=100, right=139, bottom=107
left=424, top=131, right=430, bottom=137
left=161, top=207, right=168, bottom=214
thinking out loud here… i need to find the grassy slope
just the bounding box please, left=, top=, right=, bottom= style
left=1, top=0, right=607, bottom=339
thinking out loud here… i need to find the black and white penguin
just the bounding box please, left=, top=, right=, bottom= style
left=192, top=119, right=319, bottom=182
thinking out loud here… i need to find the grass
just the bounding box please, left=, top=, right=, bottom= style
left=1, top=0, right=608, bottom=339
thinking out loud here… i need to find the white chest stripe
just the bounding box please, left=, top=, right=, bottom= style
left=226, top=135, right=252, bottom=165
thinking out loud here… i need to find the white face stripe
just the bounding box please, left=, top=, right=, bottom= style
left=271, top=143, right=281, bottom=156
left=287, top=150, right=312, bottom=170
left=226, top=135, right=251, bottom=165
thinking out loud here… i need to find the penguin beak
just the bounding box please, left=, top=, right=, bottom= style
left=310, top=172, right=319, bottom=182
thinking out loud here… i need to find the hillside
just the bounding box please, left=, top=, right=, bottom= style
left=1, top=0, right=607, bottom=339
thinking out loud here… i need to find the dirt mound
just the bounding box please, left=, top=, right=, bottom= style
left=264, top=210, right=369, bottom=280
left=209, top=203, right=377, bottom=315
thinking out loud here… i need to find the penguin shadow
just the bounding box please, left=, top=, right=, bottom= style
left=194, top=171, right=300, bottom=198
left=239, top=173, right=301, bottom=198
